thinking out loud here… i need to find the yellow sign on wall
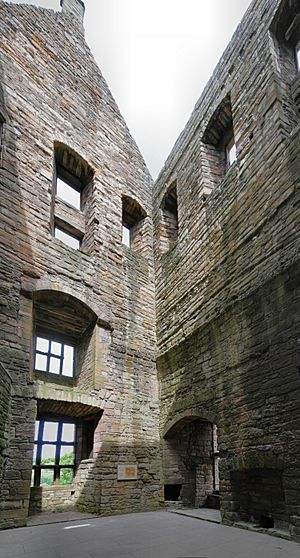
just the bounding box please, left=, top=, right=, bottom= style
left=117, top=464, right=138, bottom=481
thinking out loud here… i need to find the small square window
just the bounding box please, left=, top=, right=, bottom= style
left=43, top=421, right=59, bottom=442
left=49, top=356, right=60, bottom=374
left=55, top=226, right=81, bottom=250
left=41, top=444, right=56, bottom=464
left=36, top=337, right=49, bottom=352
left=35, top=353, right=47, bottom=372
left=56, top=177, right=81, bottom=211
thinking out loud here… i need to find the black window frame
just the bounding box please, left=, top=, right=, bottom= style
left=32, top=418, right=76, bottom=487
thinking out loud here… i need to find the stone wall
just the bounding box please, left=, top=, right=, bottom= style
left=0, top=363, right=11, bottom=510
left=154, top=0, right=300, bottom=539
left=0, top=0, right=161, bottom=528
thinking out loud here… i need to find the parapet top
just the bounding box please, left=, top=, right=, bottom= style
left=60, top=0, right=85, bottom=31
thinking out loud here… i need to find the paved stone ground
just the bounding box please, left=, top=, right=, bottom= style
left=0, top=511, right=299, bottom=558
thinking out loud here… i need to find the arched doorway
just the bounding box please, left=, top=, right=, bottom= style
left=163, top=417, right=220, bottom=509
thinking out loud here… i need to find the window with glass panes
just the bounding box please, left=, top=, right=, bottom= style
left=34, top=336, right=74, bottom=377
left=32, top=420, right=76, bottom=486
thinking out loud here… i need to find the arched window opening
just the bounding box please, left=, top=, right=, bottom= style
left=33, top=290, right=97, bottom=388
left=271, top=0, right=300, bottom=116
left=202, top=94, right=236, bottom=193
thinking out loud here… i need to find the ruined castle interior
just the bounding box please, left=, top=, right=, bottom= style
left=0, top=0, right=299, bottom=540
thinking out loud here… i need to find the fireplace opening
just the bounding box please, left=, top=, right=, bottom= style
left=164, top=484, right=182, bottom=501
left=230, top=468, right=287, bottom=530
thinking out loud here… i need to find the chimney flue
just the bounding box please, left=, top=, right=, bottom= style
left=60, top=0, right=85, bottom=32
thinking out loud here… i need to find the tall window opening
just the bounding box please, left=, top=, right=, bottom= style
left=52, top=142, right=94, bottom=251
left=202, top=94, right=236, bottom=188
left=271, top=0, right=300, bottom=118
left=32, top=419, right=75, bottom=487
left=160, top=181, right=178, bottom=254
left=122, top=195, right=147, bottom=254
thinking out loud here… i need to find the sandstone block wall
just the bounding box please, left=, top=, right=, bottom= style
left=0, top=364, right=11, bottom=494
left=0, top=0, right=161, bottom=528
left=154, top=0, right=300, bottom=538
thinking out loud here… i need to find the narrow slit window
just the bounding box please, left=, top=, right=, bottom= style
left=296, top=42, right=300, bottom=71
left=226, top=136, right=237, bottom=166
left=56, top=177, right=81, bottom=210
left=122, top=224, right=131, bottom=247
left=55, top=226, right=81, bottom=250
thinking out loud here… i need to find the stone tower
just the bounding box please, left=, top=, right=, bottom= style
left=0, top=0, right=161, bottom=527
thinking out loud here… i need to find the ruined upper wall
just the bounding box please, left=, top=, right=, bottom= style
left=154, top=0, right=300, bottom=353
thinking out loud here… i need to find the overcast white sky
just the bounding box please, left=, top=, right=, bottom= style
left=6, top=0, right=253, bottom=177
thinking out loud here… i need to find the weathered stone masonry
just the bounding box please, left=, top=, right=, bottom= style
left=0, top=0, right=299, bottom=540
left=154, top=0, right=300, bottom=539
left=0, top=0, right=161, bottom=528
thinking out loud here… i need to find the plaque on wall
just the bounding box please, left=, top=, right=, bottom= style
left=117, top=464, right=138, bottom=481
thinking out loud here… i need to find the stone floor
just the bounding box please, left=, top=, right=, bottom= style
left=0, top=511, right=299, bottom=558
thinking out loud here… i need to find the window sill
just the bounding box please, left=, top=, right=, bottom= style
left=34, top=370, right=75, bottom=387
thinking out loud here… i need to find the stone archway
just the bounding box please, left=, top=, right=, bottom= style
left=162, top=415, right=220, bottom=509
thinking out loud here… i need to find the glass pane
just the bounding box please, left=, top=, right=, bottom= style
left=34, top=421, right=40, bottom=441
left=51, top=341, right=61, bottom=356
left=62, top=345, right=74, bottom=377
left=55, top=227, right=80, bottom=250
left=33, top=445, right=37, bottom=464
left=36, top=337, right=49, bottom=352
left=59, top=468, right=74, bottom=485
left=31, top=469, right=35, bottom=487
left=35, top=353, right=47, bottom=371
left=41, top=444, right=56, bottom=464
left=122, top=225, right=130, bottom=247
left=43, top=421, right=58, bottom=442
left=60, top=445, right=75, bottom=464
left=56, top=177, right=81, bottom=211
left=40, top=469, right=54, bottom=486
left=62, top=423, right=75, bottom=443
left=49, top=356, right=60, bottom=374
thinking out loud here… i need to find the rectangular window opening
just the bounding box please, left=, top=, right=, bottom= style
left=32, top=419, right=76, bottom=487
left=56, top=176, right=81, bottom=211
left=55, top=226, right=81, bottom=250
left=34, top=336, right=74, bottom=378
